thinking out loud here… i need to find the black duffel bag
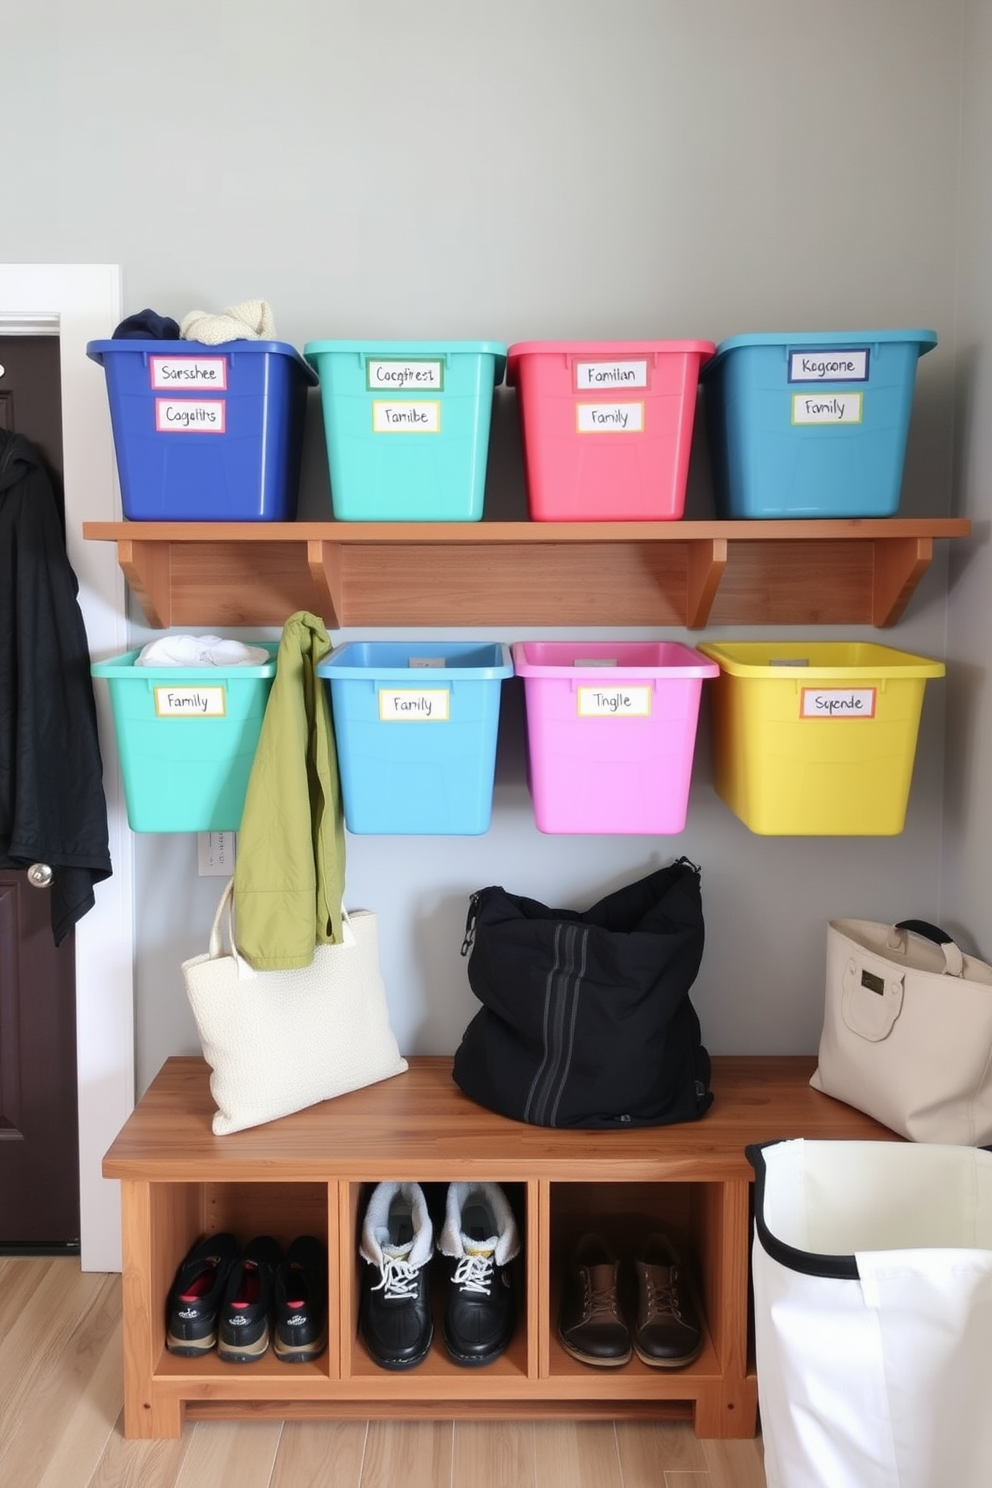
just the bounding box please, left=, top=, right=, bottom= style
left=452, top=857, right=713, bottom=1130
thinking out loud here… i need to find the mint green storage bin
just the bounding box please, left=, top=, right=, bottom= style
left=303, top=339, right=507, bottom=521
left=91, top=646, right=277, bottom=832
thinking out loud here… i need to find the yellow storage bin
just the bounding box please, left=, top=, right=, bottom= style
left=697, top=641, right=945, bottom=836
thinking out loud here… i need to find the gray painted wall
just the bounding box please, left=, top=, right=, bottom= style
left=7, top=1, right=978, bottom=1092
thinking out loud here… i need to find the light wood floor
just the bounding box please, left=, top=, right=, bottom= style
left=0, top=1256, right=767, bottom=1488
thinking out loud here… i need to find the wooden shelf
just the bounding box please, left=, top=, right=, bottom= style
left=82, top=518, right=970, bottom=630
left=103, top=1054, right=899, bottom=1440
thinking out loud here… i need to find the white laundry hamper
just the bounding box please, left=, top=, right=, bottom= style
left=747, top=1139, right=992, bottom=1488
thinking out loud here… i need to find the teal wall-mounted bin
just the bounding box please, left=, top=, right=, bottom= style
left=702, top=328, right=937, bottom=518
left=91, top=646, right=278, bottom=832
left=304, top=339, right=507, bottom=521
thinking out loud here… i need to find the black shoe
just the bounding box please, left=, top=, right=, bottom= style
left=633, top=1233, right=704, bottom=1368
left=273, top=1235, right=328, bottom=1364
left=217, top=1235, right=283, bottom=1364
left=438, top=1182, right=519, bottom=1366
left=358, top=1182, right=434, bottom=1370
left=165, top=1232, right=239, bottom=1357
left=557, top=1233, right=632, bottom=1367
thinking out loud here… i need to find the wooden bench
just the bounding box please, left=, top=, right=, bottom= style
left=103, top=1054, right=898, bottom=1439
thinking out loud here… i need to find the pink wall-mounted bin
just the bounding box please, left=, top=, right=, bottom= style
left=512, top=641, right=719, bottom=834
left=506, top=339, right=715, bottom=521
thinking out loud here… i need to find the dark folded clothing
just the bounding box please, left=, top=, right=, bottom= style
left=112, top=308, right=181, bottom=340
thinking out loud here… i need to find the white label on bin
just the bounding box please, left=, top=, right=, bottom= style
left=149, top=356, right=228, bottom=390
left=378, top=688, right=450, bottom=721
left=153, top=686, right=227, bottom=717
left=155, top=398, right=226, bottom=433
left=576, top=402, right=645, bottom=433
left=788, top=348, right=870, bottom=382
left=574, top=359, right=649, bottom=391
left=367, top=358, right=444, bottom=391
left=800, top=687, right=877, bottom=719
left=409, top=657, right=446, bottom=667
left=574, top=658, right=617, bottom=667
left=577, top=685, right=652, bottom=718
left=791, top=392, right=862, bottom=425
left=372, top=400, right=441, bottom=433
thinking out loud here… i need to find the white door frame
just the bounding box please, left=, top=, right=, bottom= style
left=1, top=264, right=132, bottom=1271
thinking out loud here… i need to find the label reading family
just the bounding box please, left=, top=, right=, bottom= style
left=577, top=686, right=652, bottom=718
left=149, top=357, right=228, bottom=390
left=372, top=400, right=441, bottom=433
left=788, top=348, right=869, bottom=382
left=379, top=689, right=450, bottom=721
left=366, top=359, right=444, bottom=391
left=154, top=686, right=227, bottom=717
left=576, top=402, right=645, bottom=433
left=791, top=392, right=862, bottom=425
left=155, top=399, right=226, bottom=433
left=574, top=359, right=649, bottom=391
left=800, top=688, right=876, bottom=719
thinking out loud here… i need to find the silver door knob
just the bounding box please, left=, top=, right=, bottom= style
left=27, top=863, right=53, bottom=887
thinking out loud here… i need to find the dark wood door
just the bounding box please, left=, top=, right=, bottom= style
left=0, top=335, right=80, bottom=1249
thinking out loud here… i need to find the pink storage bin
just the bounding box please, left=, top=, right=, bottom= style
left=512, top=641, right=719, bottom=834
left=506, top=340, right=715, bottom=521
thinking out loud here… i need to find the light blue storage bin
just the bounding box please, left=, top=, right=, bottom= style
left=303, top=340, right=507, bottom=521
left=91, top=646, right=278, bottom=832
left=318, top=642, right=513, bottom=834
left=702, top=329, right=937, bottom=518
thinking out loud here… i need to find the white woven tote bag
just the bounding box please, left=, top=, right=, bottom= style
left=182, top=879, right=408, bottom=1134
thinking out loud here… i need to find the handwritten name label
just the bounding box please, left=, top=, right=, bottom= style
left=378, top=688, right=450, bottom=721
left=575, top=359, right=648, bottom=391
left=154, top=686, right=227, bottom=717
left=367, top=358, right=444, bottom=391
left=372, top=400, right=441, bottom=433
left=155, top=399, right=226, bottom=433
left=150, top=356, right=228, bottom=390
left=800, top=687, right=876, bottom=719
left=789, top=348, right=869, bottom=382
left=576, top=402, right=645, bottom=433
left=791, top=392, right=862, bottom=425
left=577, top=686, right=652, bottom=718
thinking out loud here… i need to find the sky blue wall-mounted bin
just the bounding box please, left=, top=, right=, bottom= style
left=702, top=329, right=937, bottom=518
left=86, top=340, right=318, bottom=521
left=317, top=642, right=513, bottom=833
left=91, top=646, right=278, bottom=831
left=303, top=340, right=507, bottom=521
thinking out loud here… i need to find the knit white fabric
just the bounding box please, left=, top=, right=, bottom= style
left=179, top=299, right=276, bottom=345
left=360, top=1182, right=434, bottom=1269
left=437, top=1181, right=520, bottom=1265
left=135, top=635, right=272, bottom=668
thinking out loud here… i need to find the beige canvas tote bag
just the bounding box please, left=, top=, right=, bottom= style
left=811, top=918, right=992, bottom=1144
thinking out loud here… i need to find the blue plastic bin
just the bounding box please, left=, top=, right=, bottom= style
left=303, top=340, right=507, bottom=521
left=702, top=329, right=937, bottom=518
left=86, top=340, right=318, bottom=521
left=91, top=646, right=278, bottom=831
left=318, top=642, right=513, bottom=834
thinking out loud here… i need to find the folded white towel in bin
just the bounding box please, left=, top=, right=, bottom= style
left=135, top=636, right=271, bottom=668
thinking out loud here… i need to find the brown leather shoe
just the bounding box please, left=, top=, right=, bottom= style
left=633, top=1233, right=703, bottom=1368
left=557, top=1234, right=631, bottom=1367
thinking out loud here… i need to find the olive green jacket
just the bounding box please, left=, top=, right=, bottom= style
left=233, top=611, right=345, bottom=968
